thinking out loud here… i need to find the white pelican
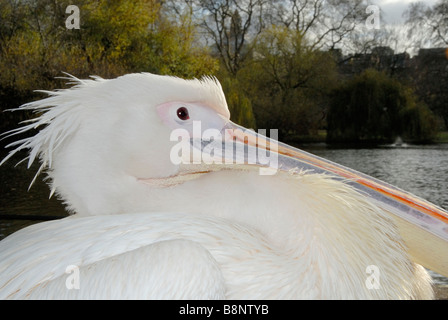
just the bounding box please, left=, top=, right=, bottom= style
left=0, top=73, right=447, bottom=300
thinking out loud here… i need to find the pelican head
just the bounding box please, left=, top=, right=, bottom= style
left=1, top=72, right=447, bottom=299
left=2, top=73, right=235, bottom=216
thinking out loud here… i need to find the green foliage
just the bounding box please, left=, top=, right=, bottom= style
left=219, top=75, right=257, bottom=129
left=399, top=99, right=438, bottom=143
left=0, top=0, right=219, bottom=132
left=327, top=69, right=437, bottom=143
left=147, top=13, right=218, bottom=78
left=239, top=26, right=337, bottom=139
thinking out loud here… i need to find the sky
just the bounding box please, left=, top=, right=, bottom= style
left=372, top=0, right=439, bottom=24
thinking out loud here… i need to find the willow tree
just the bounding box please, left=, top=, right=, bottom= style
left=327, top=69, right=437, bottom=143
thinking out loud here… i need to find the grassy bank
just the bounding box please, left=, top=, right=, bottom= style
left=284, top=130, right=327, bottom=144
left=435, top=131, right=448, bottom=143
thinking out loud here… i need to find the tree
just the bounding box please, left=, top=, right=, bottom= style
left=241, top=26, right=337, bottom=139
left=0, top=0, right=219, bottom=134
left=269, top=0, right=368, bottom=51
left=404, top=0, right=448, bottom=48
left=327, top=69, right=437, bottom=143
left=402, top=1, right=448, bottom=129
left=144, top=7, right=219, bottom=78
left=219, top=75, right=257, bottom=129
left=197, top=0, right=267, bottom=76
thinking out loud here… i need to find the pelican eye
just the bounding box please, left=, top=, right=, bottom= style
left=176, top=107, right=190, bottom=121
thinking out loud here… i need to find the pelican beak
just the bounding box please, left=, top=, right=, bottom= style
left=206, top=120, right=448, bottom=278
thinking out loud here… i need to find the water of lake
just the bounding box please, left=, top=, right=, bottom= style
left=0, top=143, right=447, bottom=297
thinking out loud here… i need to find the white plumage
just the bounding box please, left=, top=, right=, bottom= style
left=0, top=72, right=445, bottom=299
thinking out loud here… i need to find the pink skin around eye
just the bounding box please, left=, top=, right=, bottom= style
left=156, top=102, right=176, bottom=127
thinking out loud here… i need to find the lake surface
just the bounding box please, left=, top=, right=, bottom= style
left=0, top=143, right=447, bottom=297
